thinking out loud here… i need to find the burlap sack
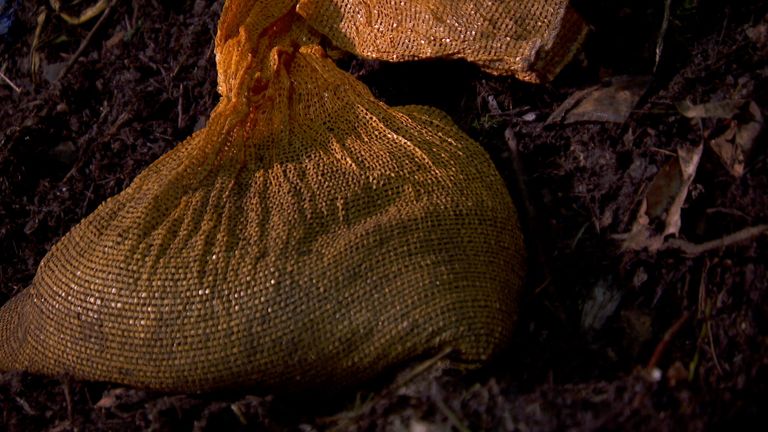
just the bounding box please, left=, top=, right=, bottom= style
left=0, top=0, right=526, bottom=391
left=296, top=0, right=587, bottom=81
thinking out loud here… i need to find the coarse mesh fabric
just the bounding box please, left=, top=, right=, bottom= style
left=296, top=0, right=588, bottom=81
left=0, top=0, right=525, bottom=392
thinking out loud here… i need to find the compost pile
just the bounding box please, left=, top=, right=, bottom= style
left=1, top=0, right=767, bottom=430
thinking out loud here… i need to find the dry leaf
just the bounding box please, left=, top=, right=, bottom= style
left=94, top=387, right=146, bottom=409
left=620, top=144, right=703, bottom=251
left=547, top=76, right=650, bottom=124
left=709, top=101, right=764, bottom=177
left=710, top=127, right=744, bottom=177
left=664, top=145, right=702, bottom=237
left=42, top=61, right=66, bottom=83
left=646, top=158, right=682, bottom=220
left=619, top=198, right=662, bottom=251
left=95, top=388, right=128, bottom=409
left=106, top=30, right=126, bottom=48
left=666, top=361, right=689, bottom=387
left=746, top=17, right=768, bottom=50
left=581, top=278, right=621, bottom=333
left=677, top=99, right=743, bottom=119
left=621, top=308, right=653, bottom=355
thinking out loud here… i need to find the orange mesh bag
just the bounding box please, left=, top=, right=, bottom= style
left=296, top=0, right=588, bottom=81
left=0, top=0, right=524, bottom=392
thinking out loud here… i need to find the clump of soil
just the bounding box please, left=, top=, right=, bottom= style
left=1, top=1, right=767, bottom=430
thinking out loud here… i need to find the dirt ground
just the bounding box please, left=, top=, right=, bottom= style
left=1, top=0, right=767, bottom=430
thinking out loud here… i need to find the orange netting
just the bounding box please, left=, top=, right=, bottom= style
left=296, top=0, right=587, bottom=81
left=0, top=0, right=584, bottom=391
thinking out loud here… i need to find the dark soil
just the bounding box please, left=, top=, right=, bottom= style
left=1, top=0, right=767, bottom=430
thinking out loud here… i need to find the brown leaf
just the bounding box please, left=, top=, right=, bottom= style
left=547, top=76, right=650, bottom=124
left=709, top=101, right=764, bottom=177
left=677, top=99, right=742, bottom=119
left=95, top=390, right=121, bottom=409
left=94, top=387, right=143, bottom=409
left=619, top=144, right=703, bottom=251
left=746, top=18, right=768, bottom=50
left=710, top=127, right=744, bottom=177
left=646, top=158, right=683, bottom=220
left=666, top=361, right=689, bottom=387
left=581, top=278, right=622, bottom=333
left=664, top=145, right=702, bottom=237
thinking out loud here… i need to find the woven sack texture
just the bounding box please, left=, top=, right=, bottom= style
left=0, top=0, right=525, bottom=392
left=296, top=0, right=588, bottom=81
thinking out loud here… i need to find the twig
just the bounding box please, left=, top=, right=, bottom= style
left=654, top=0, right=672, bottom=73
left=505, top=125, right=552, bottom=278
left=15, top=397, right=37, bottom=415
left=0, top=68, right=21, bottom=93
left=705, top=207, right=751, bottom=221
left=504, top=127, right=534, bottom=224
left=433, top=395, right=471, bottom=432
left=570, top=221, right=589, bottom=250
left=178, top=83, right=184, bottom=129
left=393, top=346, right=453, bottom=388
left=533, top=276, right=551, bottom=296
left=647, top=311, right=689, bottom=370
left=706, top=318, right=724, bottom=375
left=62, top=378, right=73, bottom=425
left=30, top=9, right=47, bottom=82
left=688, top=326, right=704, bottom=381
left=56, top=1, right=114, bottom=82
left=664, top=224, right=768, bottom=256
left=696, top=262, right=724, bottom=375
left=697, top=260, right=709, bottom=319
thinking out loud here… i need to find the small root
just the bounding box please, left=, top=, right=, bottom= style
left=647, top=311, right=690, bottom=370
left=663, top=224, right=768, bottom=256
